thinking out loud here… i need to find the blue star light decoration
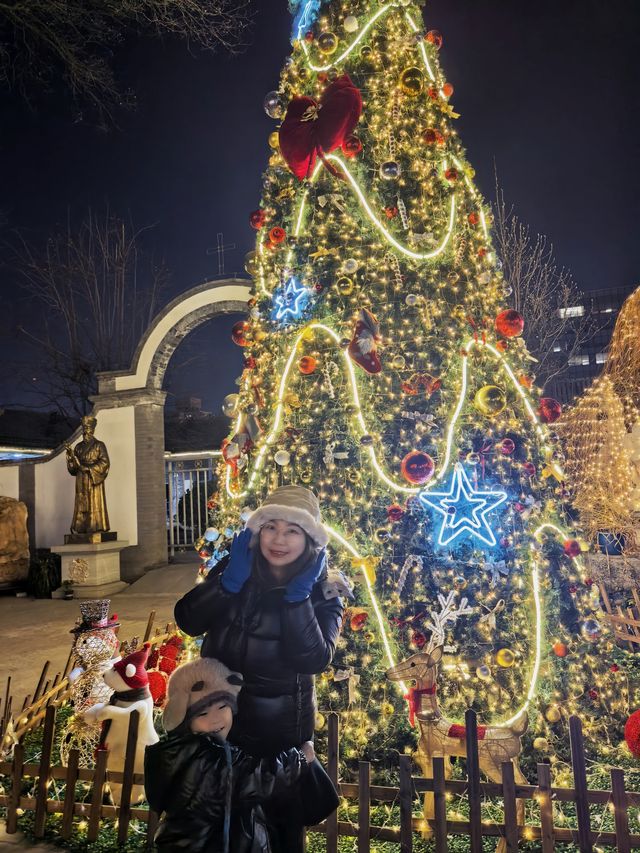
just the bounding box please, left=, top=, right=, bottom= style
left=418, top=463, right=508, bottom=549
left=271, top=276, right=311, bottom=325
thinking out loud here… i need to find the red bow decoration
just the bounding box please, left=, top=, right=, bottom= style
left=279, top=75, right=363, bottom=181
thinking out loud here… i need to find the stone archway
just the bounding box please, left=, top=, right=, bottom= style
left=94, top=278, right=251, bottom=580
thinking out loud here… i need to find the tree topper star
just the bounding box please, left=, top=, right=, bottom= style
left=418, top=463, right=508, bottom=548
left=272, top=276, right=310, bottom=323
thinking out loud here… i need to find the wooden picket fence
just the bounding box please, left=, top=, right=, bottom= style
left=2, top=706, right=640, bottom=851
left=0, top=611, right=175, bottom=755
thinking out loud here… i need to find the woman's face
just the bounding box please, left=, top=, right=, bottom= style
left=259, top=519, right=307, bottom=568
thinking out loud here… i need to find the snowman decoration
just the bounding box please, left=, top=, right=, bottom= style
left=84, top=643, right=159, bottom=805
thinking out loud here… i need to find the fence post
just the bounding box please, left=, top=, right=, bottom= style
left=465, top=709, right=482, bottom=853
left=326, top=712, right=339, bottom=853
left=569, top=715, right=593, bottom=853
left=32, top=662, right=50, bottom=704
left=117, top=710, right=140, bottom=844
left=501, top=761, right=519, bottom=852
left=358, top=761, right=370, bottom=853
left=536, top=762, right=555, bottom=852
left=61, top=748, right=80, bottom=839
left=33, top=704, right=56, bottom=838
left=143, top=611, right=156, bottom=643
left=88, top=749, right=109, bottom=842
left=611, top=768, right=630, bottom=853
left=433, top=755, right=448, bottom=853
left=399, top=754, right=413, bottom=853
left=6, top=742, right=24, bottom=834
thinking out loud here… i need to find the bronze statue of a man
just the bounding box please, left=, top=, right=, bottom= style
left=65, top=416, right=111, bottom=536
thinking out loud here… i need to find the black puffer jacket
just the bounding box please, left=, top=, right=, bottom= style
left=174, top=559, right=344, bottom=757
left=145, top=729, right=306, bottom=853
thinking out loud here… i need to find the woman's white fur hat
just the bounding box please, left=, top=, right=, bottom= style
left=245, top=485, right=328, bottom=548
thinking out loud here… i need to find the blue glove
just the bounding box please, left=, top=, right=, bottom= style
left=221, top=528, right=253, bottom=594
left=284, top=549, right=326, bottom=603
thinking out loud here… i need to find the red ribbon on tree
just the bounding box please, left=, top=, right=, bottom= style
left=279, top=75, right=363, bottom=181
left=404, top=685, right=437, bottom=727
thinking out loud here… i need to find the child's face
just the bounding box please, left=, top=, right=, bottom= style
left=190, top=701, right=233, bottom=739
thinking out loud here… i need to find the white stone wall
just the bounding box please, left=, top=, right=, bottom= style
left=32, top=406, right=138, bottom=548
left=0, top=465, right=19, bottom=500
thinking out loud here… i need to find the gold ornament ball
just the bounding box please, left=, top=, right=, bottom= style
left=285, top=392, right=302, bottom=409
left=391, top=353, right=406, bottom=370
left=495, top=648, right=516, bottom=668
left=318, top=32, right=338, bottom=55
left=474, top=385, right=507, bottom=417
left=348, top=469, right=361, bottom=484
left=400, top=66, right=424, bottom=97
left=545, top=705, right=561, bottom=723
left=254, top=329, right=268, bottom=342
left=299, top=468, right=313, bottom=484
left=364, top=631, right=376, bottom=643
left=315, top=712, right=326, bottom=730
left=381, top=701, right=395, bottom=717
left=268, top=131, right=280, bottom=149
left=320, top=668, right=334, bottom=683
left=533, top=737, right=549, bottom=751
left=336, top=275, right=354, bottom=295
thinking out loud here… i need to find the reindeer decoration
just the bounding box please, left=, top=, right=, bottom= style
left=386, top=646, right=528, bottom=851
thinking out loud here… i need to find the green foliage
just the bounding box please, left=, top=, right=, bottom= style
left=27, top=549, right=61, bottom=598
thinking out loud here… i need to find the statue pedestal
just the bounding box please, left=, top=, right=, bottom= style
left=51, top=540, right=129, bottom=599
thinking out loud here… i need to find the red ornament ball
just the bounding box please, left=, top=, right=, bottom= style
left=350, top=610, right=368, bottom=631
left=552, top=641, right=568, bottom=658
left=500, top=438, right=515, bottom=455
left=244, top=355, right=257, bottom=369
left=625, top=710, right=640, bottom=758
left=422, top=128, right=445, bottom=146
left=563, top=539, right=581, bottom=558
left=231, top=320, right=250, bottom=346
left=425, top=29, right=443, bottom=49
left=401, top=451, right=435, bottom=485
left=442, top=82, right=454, bottom=98
left=385, top=205, right=399, bottom=219
left=538, top=397, right=563, bottom=424
left=495, top=309, right=525, bottom=338
left=249, top=209, right=267, bottom=229
left=611, top=664, right=620, bottom=673
left=298, top=355, right=317, bottom=374
left=588, top=688, right=599, bottom=701
left=387, top=503, right=405, bottom=522
left=269, top=226, right=286, bottom=245
left=342, top=134, right=363, bottom=157
left=412, top=630, right=427, bottom=650
left=444, top=167, right=458, bottom=182
left=148, top=670, right=168, bottom=706
left=159, top=657, right=177, bottom=676
left=468, top=212, right=479, bottom=225
left=522, top=461, right=536, bottom=477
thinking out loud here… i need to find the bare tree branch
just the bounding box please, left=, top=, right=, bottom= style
left=7, top=208, right=169, bottom=419
left=492, top=178, right=596, bottom=391
left=0, top=0, right=253, bottom=120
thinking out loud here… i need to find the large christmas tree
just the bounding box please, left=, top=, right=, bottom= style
left=200, top=0, right=636, bottom=794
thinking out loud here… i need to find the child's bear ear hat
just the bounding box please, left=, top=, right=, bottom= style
left=163, top=657, right=243, bottom=732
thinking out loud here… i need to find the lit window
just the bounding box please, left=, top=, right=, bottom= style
left=569, top=354, right=590, bottom=366
left=553, top=345, right=562, bottom=353
left=595, top=352, right=608, bottom=364
left=559, top=306, right=585, bottom=318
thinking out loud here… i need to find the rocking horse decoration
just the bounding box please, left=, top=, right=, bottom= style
left=386, top=646, right=528, bottom=850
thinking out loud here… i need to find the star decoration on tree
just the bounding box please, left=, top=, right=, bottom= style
left=272, top=276, right=311, bottom=324
left=418, top=463, right=508, bottom=548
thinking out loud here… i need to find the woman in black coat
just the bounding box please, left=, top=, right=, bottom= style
left=174, top=485, right=350, bottom=852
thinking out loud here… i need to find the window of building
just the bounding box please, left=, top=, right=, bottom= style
left=568, top=354, right=590, bottom=367
left=559, top=306, right=585, bottom=318
left=595, top=352, right=608, bottom=364
left=553, top=345, right=562, bottom=353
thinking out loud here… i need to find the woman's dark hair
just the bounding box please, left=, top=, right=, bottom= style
left=252, top=528, right=319, bottom=585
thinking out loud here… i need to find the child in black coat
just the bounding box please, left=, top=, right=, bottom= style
left=144, top=657, right=315, bottom=853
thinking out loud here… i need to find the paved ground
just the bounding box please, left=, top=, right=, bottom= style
left=1, top=555, right=199, bottom=713
left=0, top=823, right=58, bottom=851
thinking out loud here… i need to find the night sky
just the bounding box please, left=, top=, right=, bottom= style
left=1, top=0, right=639, bottom=414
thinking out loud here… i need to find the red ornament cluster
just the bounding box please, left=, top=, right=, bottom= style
left=495, top=309, right=525, bottom=339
